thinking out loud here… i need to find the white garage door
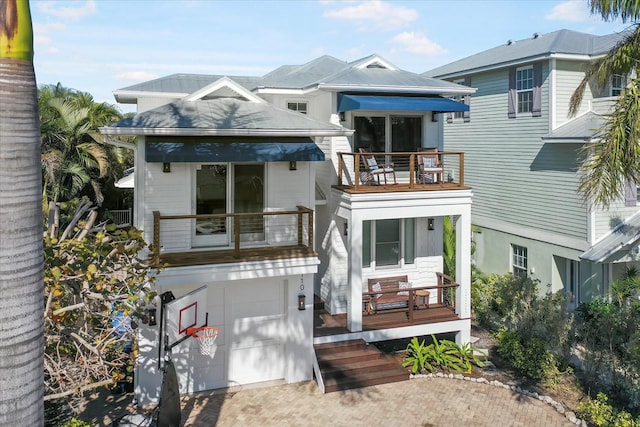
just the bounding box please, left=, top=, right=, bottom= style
left=225, top=280, right=285, bottom=384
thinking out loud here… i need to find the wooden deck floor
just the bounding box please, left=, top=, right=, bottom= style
left=158, top=245, right=316, bottom=268
left=314, top=304, right=461, bottom=338
left=333, top=182, right=470, bottom=194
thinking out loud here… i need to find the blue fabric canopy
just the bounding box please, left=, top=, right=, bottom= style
left=338, top=94, right=469, bottom=112
left=145, top=138, right=325, bottom=163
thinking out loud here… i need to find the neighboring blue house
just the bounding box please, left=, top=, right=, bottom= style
left=101, top=54, right=475, bottom=403
left=426, top=29, right=638, bottom=308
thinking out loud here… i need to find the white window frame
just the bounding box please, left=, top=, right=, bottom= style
left=511, top=244, right=528, bottom=278
left=516, top=66, right=533, bottom=113
left=363, top=218, right=415, bottom=270
left=452, top=79, right=465, bottom=119
left=610, top=74, right=627, bottom=97
left=287, top=101, right=308, bottom=115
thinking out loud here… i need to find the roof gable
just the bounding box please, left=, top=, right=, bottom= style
left=183, top=76, right=264, bottom=103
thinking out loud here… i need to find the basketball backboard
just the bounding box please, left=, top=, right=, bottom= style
left=164, top=286, right=208, bottom=347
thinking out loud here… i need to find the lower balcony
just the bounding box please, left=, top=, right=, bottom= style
left=151, top=206, right=315, bottom=268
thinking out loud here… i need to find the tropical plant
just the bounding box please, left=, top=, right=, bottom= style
left=0, top=0, right=45, bottom=424
left=609, top=267, right=640, bottom=306
left=402, top=335, right=484, bottom=374
left=577, top=392, right=640, bottom=427
left=569, top=1, right=640, bottom=207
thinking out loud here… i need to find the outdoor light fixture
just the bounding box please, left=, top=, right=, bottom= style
left=289, top=161, right=297, bottom=171
left=163, top=162, right=171, bottom=173
left=298, top=294, right=306, bottom=310
left=339, top=112, right=346, bottom=122
left=431, top=112, right=439, bottom=122
left=147, top=308, right=157, bottom=326
left=344, top=222, right=348, bottom=236
left=428, top=218, right=435, bottom=231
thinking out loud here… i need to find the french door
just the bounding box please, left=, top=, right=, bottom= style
left=193, top=163, right=265, bottom=247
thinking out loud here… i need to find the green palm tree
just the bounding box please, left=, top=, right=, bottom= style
left=0, top=0, right=44, bottom=423
left=570, top=1, right=640, bottom=207
left=41, top=97, right=110, bottom=205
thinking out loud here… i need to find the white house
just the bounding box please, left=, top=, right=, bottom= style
left=426, top=29, right=640, bottom=308
left=101, top=54, right=476, bottom=403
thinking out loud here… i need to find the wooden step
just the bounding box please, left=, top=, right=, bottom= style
left=314, top=339, right=408, bottom=393
left=317, top=348, right=382, bottom=365
left=323, top=365, right=408, bottom=393
left=314, top=339, right=368, bottom=355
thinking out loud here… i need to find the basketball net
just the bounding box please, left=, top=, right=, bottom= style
left=190, top=326, right=219, bottom=356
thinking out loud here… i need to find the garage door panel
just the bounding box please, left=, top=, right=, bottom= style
left=228, top=343, right=284, bottom=384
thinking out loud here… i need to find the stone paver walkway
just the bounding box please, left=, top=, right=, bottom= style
left=176, top=377, right=574, bottom=427
left=84, top=377, right=577, bottom=426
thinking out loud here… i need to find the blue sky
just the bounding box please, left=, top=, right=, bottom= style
left=31, top=0, right=630, bottom=113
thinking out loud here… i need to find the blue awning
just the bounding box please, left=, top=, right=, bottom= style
left=145, top=137, right=325, bottom=163
left=338, top=94, right=469, bottom=112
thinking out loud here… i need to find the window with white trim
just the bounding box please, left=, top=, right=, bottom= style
left=516, top=66, right=533, bottom=113
left=452, top=79, right=465, bottom=119
left=511, top=244, right=528, bottom=278
left=611, top=74, right=627, bottom=97
left=287, top=102, right=307, bottom=114
left=362, top=219, right=415, bottom=268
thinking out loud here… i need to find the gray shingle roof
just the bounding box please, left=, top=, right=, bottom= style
left=102, top=98, right=350, bottom=136
left=318, top=67, right=468, bottom=92
left=117, top=74, right=262, bottom=94
left=425, top=29, right=628, bottom=78
left=542, top=111, right=605, bottom=142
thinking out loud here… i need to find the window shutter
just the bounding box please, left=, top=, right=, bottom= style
left=463, top=77, right=471, bottom=122
left=532, top=63, right=542, bottom=117
left=508, top=68, right=516, bottom=118
left=625, top=180, right=637, bottom=207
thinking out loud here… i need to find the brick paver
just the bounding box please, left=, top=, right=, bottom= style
left=178, top=378, right=575, bottom=427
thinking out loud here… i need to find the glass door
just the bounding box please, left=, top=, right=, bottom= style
left=233, top=164, right=265, bottom=242
left=194, top=164, right=228, bottom=247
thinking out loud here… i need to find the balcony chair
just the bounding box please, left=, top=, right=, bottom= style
left=358, top=148, right=396, bottom=185
left=416, top=148, right=444, bottom=184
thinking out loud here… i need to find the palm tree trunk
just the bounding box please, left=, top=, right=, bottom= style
left=0, top=0, right=44, bottom=424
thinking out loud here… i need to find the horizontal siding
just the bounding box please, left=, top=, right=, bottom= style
left=555, top=60, right=592, bottom=126
left=594, top=202, right=640, bottom=241
left=445, top=63, right=588, bottom=242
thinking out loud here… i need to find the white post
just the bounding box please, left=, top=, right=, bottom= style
left=347, top=213, right=363, bottom=332
left=455, top=206, right=472, bottom=344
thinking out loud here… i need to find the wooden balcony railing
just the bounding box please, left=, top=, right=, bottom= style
left=151, top=206, right=314, bottom=266
left=336, top=151, right=465, bottom=191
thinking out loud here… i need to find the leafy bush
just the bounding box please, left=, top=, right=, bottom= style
left=402, top=335, right=484, bottom=374
left=577, top=392, right=640, bottom=427
left=494, top=327, right=555, bottom=380
left=59, top=418, right=95, bottom=427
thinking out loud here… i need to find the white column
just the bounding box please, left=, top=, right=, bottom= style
left=347, top=213, right=363, bottom=332
left=455, top=206, right=472, bottom=344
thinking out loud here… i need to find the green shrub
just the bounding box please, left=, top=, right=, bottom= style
left=59, top=418, right=95, bottom=427
left=402, top=335, right=484, bottom=374
left=494, top=327, right=556, bottom=380
left=577, top=392, right=640, bottom=427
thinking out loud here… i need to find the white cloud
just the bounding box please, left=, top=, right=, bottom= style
left=390, top=32, right=447, bottom=56
left=545, top=0, right=590, bottom=22
left=37, top=0, right=97, bottom=21
left=114, top=71, right=159, bottom=82
left=324, top=0, right=418, bottom=31
left=310, top=47, right=326, bottom=57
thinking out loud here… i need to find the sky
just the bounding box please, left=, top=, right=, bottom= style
left=31, top=0, right=632, bottom=113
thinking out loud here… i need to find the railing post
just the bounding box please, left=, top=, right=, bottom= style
left=354, top=153, right=360, bottom=190
left=408, top=290, right=414, bottom=323
left=297, top=207, right=303, bottom=246
left=308, top=208, right=313, bottom=249
left=409, top=154, right=415, bottom=188
left=459, top=152, right=464, bottom=187
left=234, top=215, right=240, bottom=257
left=152, top=211, right=160, bottom=265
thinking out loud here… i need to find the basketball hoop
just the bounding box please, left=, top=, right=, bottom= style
left=188, top=326, right=219, bottom=356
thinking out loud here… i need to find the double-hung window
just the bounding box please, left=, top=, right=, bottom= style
left=516, top=66, right=534, bottom=113
left=362, top=219, right=415, bottom=269
left=511, top=244, right=528, bottom=278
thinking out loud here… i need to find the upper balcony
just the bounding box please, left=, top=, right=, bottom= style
left=151, top=206, right=315, bottom=268
left=334, top=150, right=469, bottom=194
